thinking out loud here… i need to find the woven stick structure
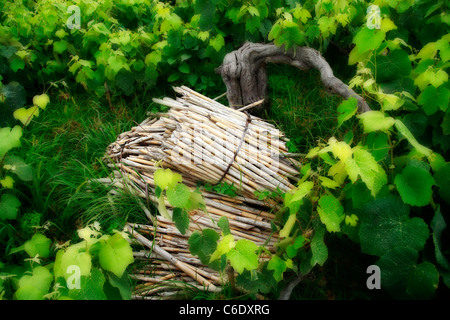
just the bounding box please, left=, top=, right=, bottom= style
left=102, top=86, right=300, bottom=299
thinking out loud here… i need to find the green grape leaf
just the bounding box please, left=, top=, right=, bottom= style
left=282, top=180, right=313, bottom=221
left=0, top=126, right=23, bottom=158
left=0, top=82, right=26, bottom=126
left=98, top=233, right=134, bottom=278
left=305, top=24, right=321, bottom=42
left=166, top=183, right=191, bottom=208
left=310, top=225, right=328, bottom=267
left=286, top=235, right=307, bottom=258
left=318, top=176, right=340, bottom=189
left=236, top=268, right=277, bottom=294
left=153, top=168, right=182, bottom=190
left=379, top=91, right=404, bottom=111
left=145, top=51, right=162, bottom=66
left=353, top=27, right=386, bottom=54
left=345, top=214, right=359, bottom=227
left=268, top=22, right=281, bottom=41
left=345, top=146, right=387, bottom=197
left=327, top=159, right=347, bottom=185
left=322, top=150, right=342, bottom=168
left=290, top=180, right=314, bottom=203
left=317, top=16, right=337, bottom=38
left=10, top=57, right=25, bottom=72
left=267, top=255, right=289, bottom=282
left=326, top=138, right=353, bottom=162
left=416, top=42, right=437, bottom=61
left=15, top=266, right=53, bottom=300
left=348, top=46, right=371, bottom=65
left=77, top=224, right=101, bottom=247
left=442, top=110, right=450, bottom=136
left=394, top=166, right=434, bottom=207
left=108, top=55, right=128, bottom=75
left=195, top=0, right=217, bottom=30
left=377, top=246, right=439, bottom=299
left=68, top=268, right=107, bottom=300
left=164, top=43, right=179, bottom=62
left=434, top=162, right=450, bottom=204
left=24, top=233, right=51, bottom=258
left=13, top=106, right=39, bottom=126
left=178, top=62, right=190, bottom=74
left=428, top=151, right=446, bottom=172
left=414, top=69, right=448, bottom=91
left=294, top=7, right=311, bottom=23
left=210, top=234, right=235, bottom=262
left=185, top=190, right=206, bottom=212
left=55, top=29, right=67, bottom=39
left=379, top=77, right=415, bottom=96
left=349, top=180, right=373, bottom=209
left=275, top=26, right=305, bottom=49
left=372, top=49, right=411, bottom=83
left=357, top=111, right=395, bottom=133
left=187, top=73, right=199, bottom=86
left=365, top=132, right=390, bottom=161
left=218, top=216, right=231, bottom=235
left=245, top=16, right=261, bottom=34
left=53, top=40, right=68, bottom=54
left=358, top=196, right=429, bottom=256
left=406, top=261, right=439, bottom=299
left=337, top=97, right=358, bottom=127
left=402, top=113, right=428, bottom=141
left=132, top=60, right=145, bottom=72
left=3, top=155, right=33, bottom=181
left=436, top=38, right=450, bottom=62
left=0, top=175, right=14, bottom=189
left=54, top=243, right=92, bottom=281
left=394, top=119, right=432, bottom=157
left=188, top=229, right=220, bottom=265
left=247, top=6, right=260, bottom=17
left=430, top=70, right=448, bottom=88
left=209, top=34, right=224, bottom=52
left=321, top=1, right=333, bottom=13
left=317, top=195, right=345, bottom=233
left=227, top=239, right=259, bottom=274
left=418, top=85, right=449, bottom=115
left=106, top=272, right=132, bottom=300
left=377, top=247, right=418, bottom=298
left=155, top=185, right=162, bottom=198
left=0, top=193, right=21, bottom=220
left=172, top=207, right=190, bottom=235
left=116, top=70, right=135, bottom=96
left=431, top=206, right=450, bottom=270
left=0, top=45, right=17, bottom=59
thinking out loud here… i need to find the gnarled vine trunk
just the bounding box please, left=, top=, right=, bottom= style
left=216, top=42, right=370, bottom=114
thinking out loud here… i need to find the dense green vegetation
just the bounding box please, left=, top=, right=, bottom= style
left=1, top=0, right=449, bottom=300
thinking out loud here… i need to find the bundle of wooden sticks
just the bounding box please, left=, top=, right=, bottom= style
left=101, top=86, right=300, bottom=299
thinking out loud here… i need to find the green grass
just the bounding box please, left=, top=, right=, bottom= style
left=264, top=64, right=358, bottom=155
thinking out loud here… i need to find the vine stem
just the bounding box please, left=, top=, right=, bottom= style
left=278, top=272, right=306, bottom=300
left=227, top=265, right=236, bottom=296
